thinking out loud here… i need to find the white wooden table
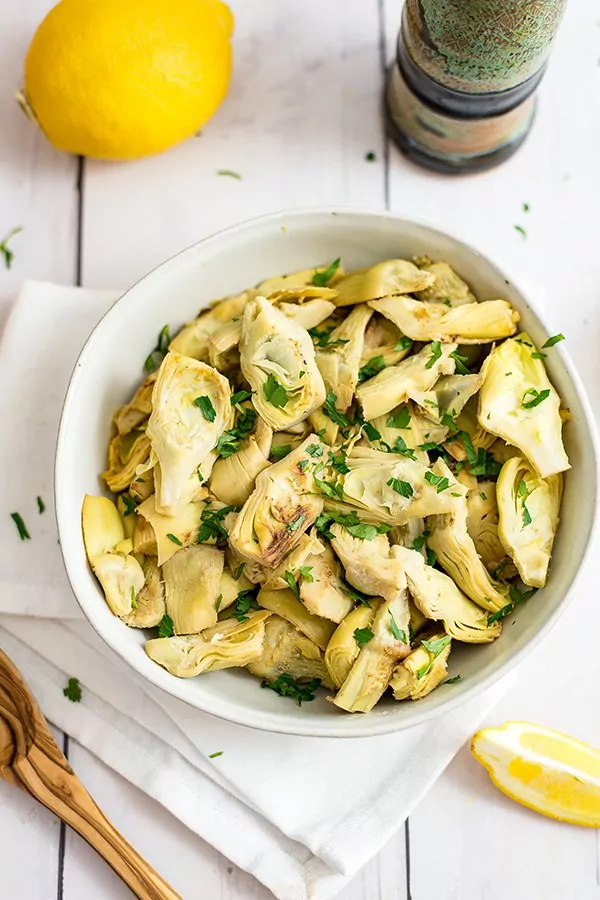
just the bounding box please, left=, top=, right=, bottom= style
left=2, top=1, right=600, bottom=898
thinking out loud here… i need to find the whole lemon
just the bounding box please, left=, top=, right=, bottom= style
left=23, top=0, right=234, bottom=160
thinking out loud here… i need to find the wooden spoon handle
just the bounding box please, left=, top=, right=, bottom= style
left=11, top=744, right=181, bottom=900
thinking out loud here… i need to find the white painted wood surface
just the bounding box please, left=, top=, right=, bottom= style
left=2, top=0, right=600, bottom=897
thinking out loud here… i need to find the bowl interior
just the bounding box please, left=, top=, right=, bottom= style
left=56, top=210, right=598, bottom=737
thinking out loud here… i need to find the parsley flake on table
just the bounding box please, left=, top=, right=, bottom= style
left=63, top=677, right=82, bottom=703
left=261, top=674, right=321, bottom=705
left=514, top=224, right=527, bottom=238
left=312, top=257, right=341, bottom=287
left=263, top=373, right=290, bottom=409
left=354, top=627, right=374, bottom=648
left=365, top=151, right=377, bottom=162
left=217, top=169, right=242, bottom=179
left=37, top=496, right=45, bottom=514
left=208, top=751, right=224, bottom=759
left=10, top=512, right=30, bottom=540
left=0, top=225, right=22, bottom=270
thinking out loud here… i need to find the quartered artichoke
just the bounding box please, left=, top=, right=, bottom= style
left=256, top=587, right=336, bottom=650
left=392, top=545, right=501, bottom=643
left=92, top=253, right=567, bottom=710
left=427, top=469, right=510, bottom=613
left=145, top=611, right=270, bottom=677
left=356, top=341, right=457, bottom=420
left=228, top=435, right=325, bottom=567
left=414, top=261, right=477, bottom=306
left=240, top=295, right=326, bottom=429
left=247, top=615, right=333, bottom=687
left=82, top=495, right=145, bottom=617
left=478, top=333, right=570, bottom=478
left=334, top=259, right=435, bottom=306
left=390, top=631, right=452, bottom=701
left=325, top=602, right=380, bottom=688
left=497, top=456, right=563, bottom=587
left=147, top=351, right=232, bottom=514
left=163, top=544, right=224, bottom=634
left=369, top=295, right=519, bottom=344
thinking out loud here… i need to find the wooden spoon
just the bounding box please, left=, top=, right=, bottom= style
left=0, top=649, right=181, bottom=900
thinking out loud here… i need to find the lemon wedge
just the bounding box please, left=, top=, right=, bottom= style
left=471, top=721, right=600, bottom=827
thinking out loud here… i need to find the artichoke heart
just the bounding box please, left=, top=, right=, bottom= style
left=122, top=557, right=166, bottom=629
left=217, top=566, right=255, bottom=611
left=114, top=372, right=156, bottom=435
left=240, top=295, right=326, bottom=430
left=163, top=544, right=224, bottom=634
left=147, top=351, right=232, bottom=514
left=414, top=261, right=477, bottom=306
left=478, top=333, right=570, bottom=478
left=356, top=341, right=457, bottom=420
left=427, top=470, right=509, bottom=613
left=419, top=373, right=483, bottom=425
left=325, top=602, right=380, bottom=688
left=257, top=266, right=344, bottom=295
left=169, top=291, right=252, bottom=360
left=445, top=395, right=496, bottom=460
left=145, top=611, right=270, bottom=678
left=390, top=630, right=452, bottom=701
left=277, top=297, right=337, bottom=331
left=257, top=588, right=336, bottom=651
left=333, top=586, right=411, bottom=713
left=210, top=416, right=273, bottom=507
left=497, top=456, right=563, bottom=588
left=247, top=615, right=333, bottom=687
left=466, top=480, right=515, bottom=577
left=369, top=295, right=519, bottom=344
left=297, top=532, right=354, bottom=623
left=228, top=435, right=325, bottom=568
left=103, top=431, right=151, bottom=493
left=137, top=495, right=204, bottom=565
left=82, top=495, right=145, bottom=617
left=316, top=304, right=373, bottom=411
left=361, top=314, right=413, bottom=369
left=391, top=545, right=501, bottom=643
left=330, top=449, right=463, bottom=525
left=334, top=259, right=435, bottom=307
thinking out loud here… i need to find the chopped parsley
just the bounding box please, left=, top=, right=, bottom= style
left=283, top=571, right=300, bottom=598
left=424, top=471, right=450, bottom=493
left=196, top=466, right=203, bottom=482
left=194, top=395, right=216, bottom=421
left=144, top=324, right=170, bottom=372
left=411, top=530, right=430, bottom=552
left=354, top=627, right=374, bottom=648
left=287, top=513, right=306, bottom=532
left=208, top=751, right=224, bottom=759
left=261, top=674, right=321, bottom=705
left=230, top=389, right=253, bottom=407
left=479, top=491, right=487, bottom=501
left=386, top=477, right=414, bottom=498
left=263, top=373, right=290, bottom=409
left=417, top=634, right=452, bottom=678
left=425, top=341, right=442, bottom=370
left=233, top=590, right=260, bottom=621
left=514, top=224, right=527, bottom=238
left=215, top=406, right=257, bottom=458
left=166, top=533, right=182, bottom=546
left=130, top=585, right=138, bottom=610
left=358, top=355, right=386, bottom=383
left=270, top=443, right=292, bottom=462
left=386, top=406, right=411, bottom=429
left=441, top=409, right=458, bottom=432
left=158, top=614, right=175, bottom=638
left=308, top=325, right=349, bottom=348
left=36, top=496, right=45, bottom=514
left=215, top=594, right=223, bottom=612
left=197, top=504, right=238, bottom=546
left=426, top=547, right=437, bottom=567
left=394, top=336, right=413, bottom=352
left=487, top=585, right=536, bottom=624
left=0, top=226, right=22, bottom=269
left=522, top=202, right=530, bottom=212
left=384, top=435, right=416, bottom=459
left=10, top=512, right=30, bottom=540
left=362, top=420, right=382, bottom=442
left=458, top=431, right=501, bottom=477
left=542, top=333, right=565, bottom=349
left=233, top=563, right=245, bottom=580
left=121, top=494, right=138, bottom=516
left=340, top=579, right=372, bottom=607
left=217, top=169, right=241, bottom=179
left=63, top=677, right=82, bottom=703
left=522, top=388, right=550, bottom=409
left=312, top=257, right=341, bottom=287
left=313, top=469, right=344, bottom=501
left=317, top=509, right=390, bottom=542
left=298, top=565, right=314, bottom=582
left=365, top=151, right=376, bottom=162
left=444, top=674, right=462, bottom=685
left=322, top=390, right=352, bottom=429
left=328, top=448, right=350, bottom=474
left=306, top=443, right=324, bottom=457
left=419, top=441, right=441, bottom=452
left=388, top=610, right=407, bottom=643
left=450, top=350, right=470, bottom=375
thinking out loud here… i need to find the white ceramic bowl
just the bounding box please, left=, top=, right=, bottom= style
left=56, top=209, right=599, bottom=737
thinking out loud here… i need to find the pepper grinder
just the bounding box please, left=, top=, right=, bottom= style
left=386, top=0, right=567, bottom=173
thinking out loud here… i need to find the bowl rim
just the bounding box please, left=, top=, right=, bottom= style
left=55, top=206, right=600, bottom=738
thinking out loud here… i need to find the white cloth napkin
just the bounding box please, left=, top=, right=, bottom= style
left=0, top=282, right=512, bottom=900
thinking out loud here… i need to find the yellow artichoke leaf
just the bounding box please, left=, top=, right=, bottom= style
left=247, top=615, right=333, bottom=687
left=369, top=295, right=519, bottom=344
left=163, top=544, right=224, bottom=634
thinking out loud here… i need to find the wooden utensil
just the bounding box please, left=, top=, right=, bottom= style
left=0, top=650, right=181, bottom=900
